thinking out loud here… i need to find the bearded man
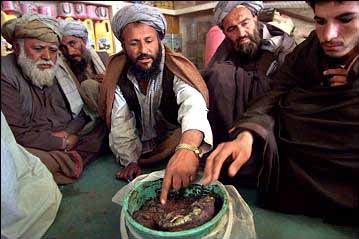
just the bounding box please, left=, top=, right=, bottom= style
left=98, top=4, right=212, bottom=204
left=59, top=20, right=107, bottom=85
left=205, top=1, right=296, bottom=147
left=202, top=0, right=359, bottom=224
left=58, top=19, right=108, bottom=129
left=1, top=14, right=106, bottom=184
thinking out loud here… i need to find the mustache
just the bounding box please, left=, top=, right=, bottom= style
left=36, top=60, right=55, bottom=67
left=235, top=34, right=257, bottom=46
left=136, top=53, right=155, bottom=61
left=321, top=41, right=344, bottom=47
left=65, top=53, right=83, bottom=61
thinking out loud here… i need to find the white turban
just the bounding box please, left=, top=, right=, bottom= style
left=58, top=19, right=88, bottom=41
left=111, top=4, right=167, bottom=42
left=214, top=1, right=263, bottom=27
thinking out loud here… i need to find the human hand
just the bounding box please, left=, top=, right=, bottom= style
left=52, top=131, right=69, bottom=139
left=115, top=162, right=141, bottom=181
left=94, top=74, right=105, bottom=83
left=323, top=67, right=347, bottom=87
left=202, top=131, right=253, bottom=185
left=160, top=149, right=199, bottom=204
left=65, top=134, right=79, bottom=151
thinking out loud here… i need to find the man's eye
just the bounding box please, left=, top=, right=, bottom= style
left=315, top=19, right=326, bottom=25
left=227, top=27, right=235, bottom=32
left=242, top=20, right=249, bottom=27
left=338, top=17, right=353, bottom=24
left=146, top=39, right=153, bottom=44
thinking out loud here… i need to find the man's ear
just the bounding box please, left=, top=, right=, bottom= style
left=253, top=15, right=258, bottom=22
left=81, top=38, right=87, bottom=46
left=12, top=41, right=21, bottom=55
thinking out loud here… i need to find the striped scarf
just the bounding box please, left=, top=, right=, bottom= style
left=56, top=56, right=84, bottom=117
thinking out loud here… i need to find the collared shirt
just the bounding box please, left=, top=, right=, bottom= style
left=109, top=48, right=213, bottom=166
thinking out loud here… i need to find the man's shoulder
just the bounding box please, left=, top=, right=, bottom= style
left=2, top=53, right=17, bottom=72
left=295, top=31, right=318, bottom=50
left=106, top=51, right=126, bottom=67
left=285, top=31, right=319, bottom=63
left=95, top=51, right=110, bottom=65
left=1, top=54, right=23, bottom=84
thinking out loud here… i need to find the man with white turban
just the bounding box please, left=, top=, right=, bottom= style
left=98, top=4, right=213, bottom=204
left=1, top=14, right=106, bottom=184
left=58, top=19, right=108, bottom=129
left=205, top=1, right=296, bottom=152
left=58, top=19, right=107, bottom=85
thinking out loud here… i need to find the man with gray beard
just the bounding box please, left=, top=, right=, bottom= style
left=1, top=14, right=106, bottom=184
left=205, top=1, right=296, bottom=150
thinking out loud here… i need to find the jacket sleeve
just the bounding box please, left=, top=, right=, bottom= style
left=109, top=86, right=142, bottom=166
left=173, top=76, right=213, bottom=155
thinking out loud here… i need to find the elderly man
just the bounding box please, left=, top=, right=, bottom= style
left=98, top=4, right=212, bottom=203
left=202, top=0, right=359, bottom=224
left=205, top=1, right=296, bottom=146
left=58, top=19, right=108, bottom=119
left=1, top=14, right=106, bottom=184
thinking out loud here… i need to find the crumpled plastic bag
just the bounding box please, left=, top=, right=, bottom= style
left=112, top=170, right=256, bottom=239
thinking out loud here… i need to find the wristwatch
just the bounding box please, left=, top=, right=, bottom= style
left=175, top=144, right=202, bottom=157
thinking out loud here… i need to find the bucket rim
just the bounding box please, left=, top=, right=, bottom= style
left=123, top=179, right=229, bottom=237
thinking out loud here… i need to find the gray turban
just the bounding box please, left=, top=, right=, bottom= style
left=214, top=1, right=263, bottom=27
left=111, top=4, right=167, bottom=42
left=1, top=13, right=62, bottom=44
left=58, top=19, right=88, bottom=40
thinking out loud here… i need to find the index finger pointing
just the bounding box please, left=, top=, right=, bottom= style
left=160, top=173, right=172, bottom=205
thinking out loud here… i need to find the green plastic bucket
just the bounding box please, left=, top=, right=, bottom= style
left=123, top=179, right=229, bottom=239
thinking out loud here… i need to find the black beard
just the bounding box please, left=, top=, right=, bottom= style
left=233, top=27, right=261, bottom=60
left=129, top=45, right=162, bottom=81
left=64, top=49, right=91, bottom=77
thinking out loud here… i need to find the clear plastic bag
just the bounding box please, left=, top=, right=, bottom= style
left=112, top=170, right=256, bottom=239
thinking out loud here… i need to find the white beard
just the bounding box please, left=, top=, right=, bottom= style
left=17, top=46, right=58, bottom=89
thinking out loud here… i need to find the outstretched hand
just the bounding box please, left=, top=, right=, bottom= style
left=202, top=131, right=253, bottom=185
left=160, top=149, right=199, bottom=205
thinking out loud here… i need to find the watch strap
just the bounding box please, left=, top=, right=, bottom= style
left=175, top=143, right=202, bottom=156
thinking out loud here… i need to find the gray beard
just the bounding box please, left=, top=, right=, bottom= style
left=17, top=48, right=58, bottom=89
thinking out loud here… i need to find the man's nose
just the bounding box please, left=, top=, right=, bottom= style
left=41, top=49, right=51, bottom=60
left=323, top=23, right=339, bottom=42
left=237, top=25, right=246, bottom=37
left=67, top=46, right=77, bottom=56
left=139, top=42, right=149, bottom=55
